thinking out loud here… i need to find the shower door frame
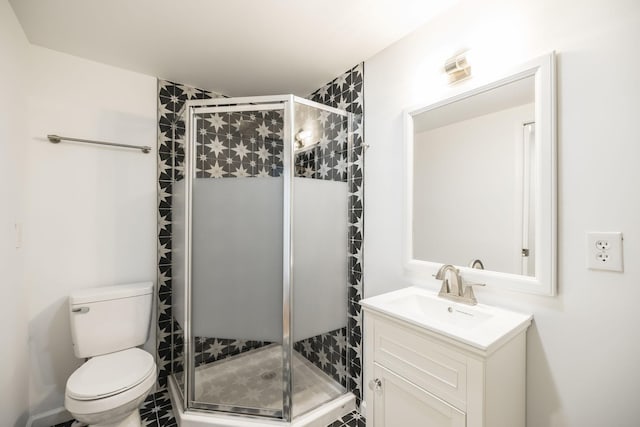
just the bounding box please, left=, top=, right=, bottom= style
left=180, top=95, right=352, bottom=423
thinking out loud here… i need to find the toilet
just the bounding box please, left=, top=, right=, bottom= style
left=64, top=282, right=157, bottom=427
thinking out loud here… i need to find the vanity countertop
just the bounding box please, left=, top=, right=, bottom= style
left=360, top=286, right=532, bottom=353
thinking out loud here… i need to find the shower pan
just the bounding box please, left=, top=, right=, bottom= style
left=168, top=95, right=357, bottom=426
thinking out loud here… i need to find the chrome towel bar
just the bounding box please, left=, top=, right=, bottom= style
left=47, top=134, right=151, bottom=154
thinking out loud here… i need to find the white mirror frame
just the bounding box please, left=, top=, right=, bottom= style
left=403, top=52, right=557, bottom=296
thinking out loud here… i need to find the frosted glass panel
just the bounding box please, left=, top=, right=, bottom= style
left=191, top=178, right=283, bottom=341
left=293, top=178, right=348, bottom=340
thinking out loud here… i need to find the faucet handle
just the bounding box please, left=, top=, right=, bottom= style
left=462, top=282, right=485, bottom=305
left=469, top=259, right=484, bottom=269
left=464, top=281, right=485, bottom=288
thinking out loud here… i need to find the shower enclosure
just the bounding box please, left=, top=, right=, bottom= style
left=168, top=95, right=356, bottom=425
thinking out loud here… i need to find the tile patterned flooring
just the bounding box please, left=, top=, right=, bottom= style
left=328, top=410, right=366, bottom=427
left=52, top=391, right=175, bottom=427
left=52, top=390, right=364, bottom=427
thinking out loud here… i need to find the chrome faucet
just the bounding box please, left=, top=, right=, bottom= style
left=435, top=263, right=485, bottom=305
left=435, top=264, right=462, bottom=297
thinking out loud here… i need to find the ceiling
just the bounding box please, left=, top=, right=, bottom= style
left=10, top=0, right=457, bottom=96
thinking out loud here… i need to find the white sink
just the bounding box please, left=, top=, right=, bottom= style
left=360, top=286, right=532, bottom=352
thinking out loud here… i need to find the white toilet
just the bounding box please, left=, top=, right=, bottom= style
left=64, top=282, right=157, bottom=427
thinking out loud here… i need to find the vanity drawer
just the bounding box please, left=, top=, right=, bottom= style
left=373, top=317, right=468, bottom=410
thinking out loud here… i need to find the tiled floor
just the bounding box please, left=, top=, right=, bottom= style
left=53, top=390, right=364, bottom=427
left=328, top=410, right=366, bottom=427
left=52, top=391, right=175, bottom=427
left=140, top=391, right=177, bottom=426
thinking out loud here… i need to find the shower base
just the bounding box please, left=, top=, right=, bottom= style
left=168, top=345, right=356, bottom=427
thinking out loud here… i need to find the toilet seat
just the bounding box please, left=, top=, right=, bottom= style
left=65, top=348, right=156, bottom=418
left=65, top=366, right=155, bottom=419
left=66, top=348, right=155, bottom=400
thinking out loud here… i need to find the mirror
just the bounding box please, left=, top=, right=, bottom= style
left=403, top=53, right=556, bottom=295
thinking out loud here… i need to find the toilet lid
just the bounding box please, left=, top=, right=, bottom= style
left=66, top=348, right=155, bottom=400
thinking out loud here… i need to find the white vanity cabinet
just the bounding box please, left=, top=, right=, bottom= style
left=363, top=308, right=529, bottom=427
left=372, top=364, right=466, bottom=427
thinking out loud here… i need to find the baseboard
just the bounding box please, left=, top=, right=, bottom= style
left=26, top=406, right=72, bottom=427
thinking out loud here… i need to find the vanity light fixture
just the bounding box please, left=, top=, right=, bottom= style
left=444, top=52, right=471, bottom=84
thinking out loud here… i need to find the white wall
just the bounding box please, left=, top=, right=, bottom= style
left=24, top=46, right=157, bottom=417
left=0, top=1, right=30, bottom=425
left=364, top=0, right=640, bottom=425
left=413, top=103, right=533, bottom=274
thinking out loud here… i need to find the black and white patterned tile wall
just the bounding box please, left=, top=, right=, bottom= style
left=294, top=327, right=348, bottom=387
left=157, top=79, right=224, bottom=388
left=194, top=337, right=270, bottom=367
left=294, top=103, right=350, bottom=182
left=156, top=62, right=365, bottom=409
left=309, top=63, right=365, bottom=406
left=191, top=105, right=350, bottom=182
left=194, top=110, right=284, bottom=178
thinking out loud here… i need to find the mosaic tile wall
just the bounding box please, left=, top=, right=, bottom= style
left=160, top=318, right=271, bottom=376
left=194, top=110, right=284, bottom=178
left=195, top=337, right=270, bottom=367
left=157, top=80, right=225, bottom=388
left=309, top=63, right=365, bottom=405
left=156, top=62, right=364, bottom=406
left=293, top=103, right=350, bottom=182
left=191, top=104, right=349, bottom=181
left=294, top=327, right=348, bottom=387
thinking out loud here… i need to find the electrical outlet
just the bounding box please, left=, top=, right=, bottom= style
left=595, top=240, right=610, bottom=251
left=586, top=232, right=623, bottom=272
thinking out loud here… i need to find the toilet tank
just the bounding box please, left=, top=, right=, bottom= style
left=69, top=282, right=153, bottom=358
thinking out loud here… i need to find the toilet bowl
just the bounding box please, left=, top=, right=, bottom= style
left=65, top=348, right=156, bottom=427
left=64, top=282, right=156, bottom=427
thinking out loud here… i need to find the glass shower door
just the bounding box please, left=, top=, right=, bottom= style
left=291, top=100, right=350, bottom=418
left=185, top=103, right=290, bottom=419
left=173, top=96, right=354, bottom=422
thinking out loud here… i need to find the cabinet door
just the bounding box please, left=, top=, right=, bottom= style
left=372, top=364, right=466, bottom=427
